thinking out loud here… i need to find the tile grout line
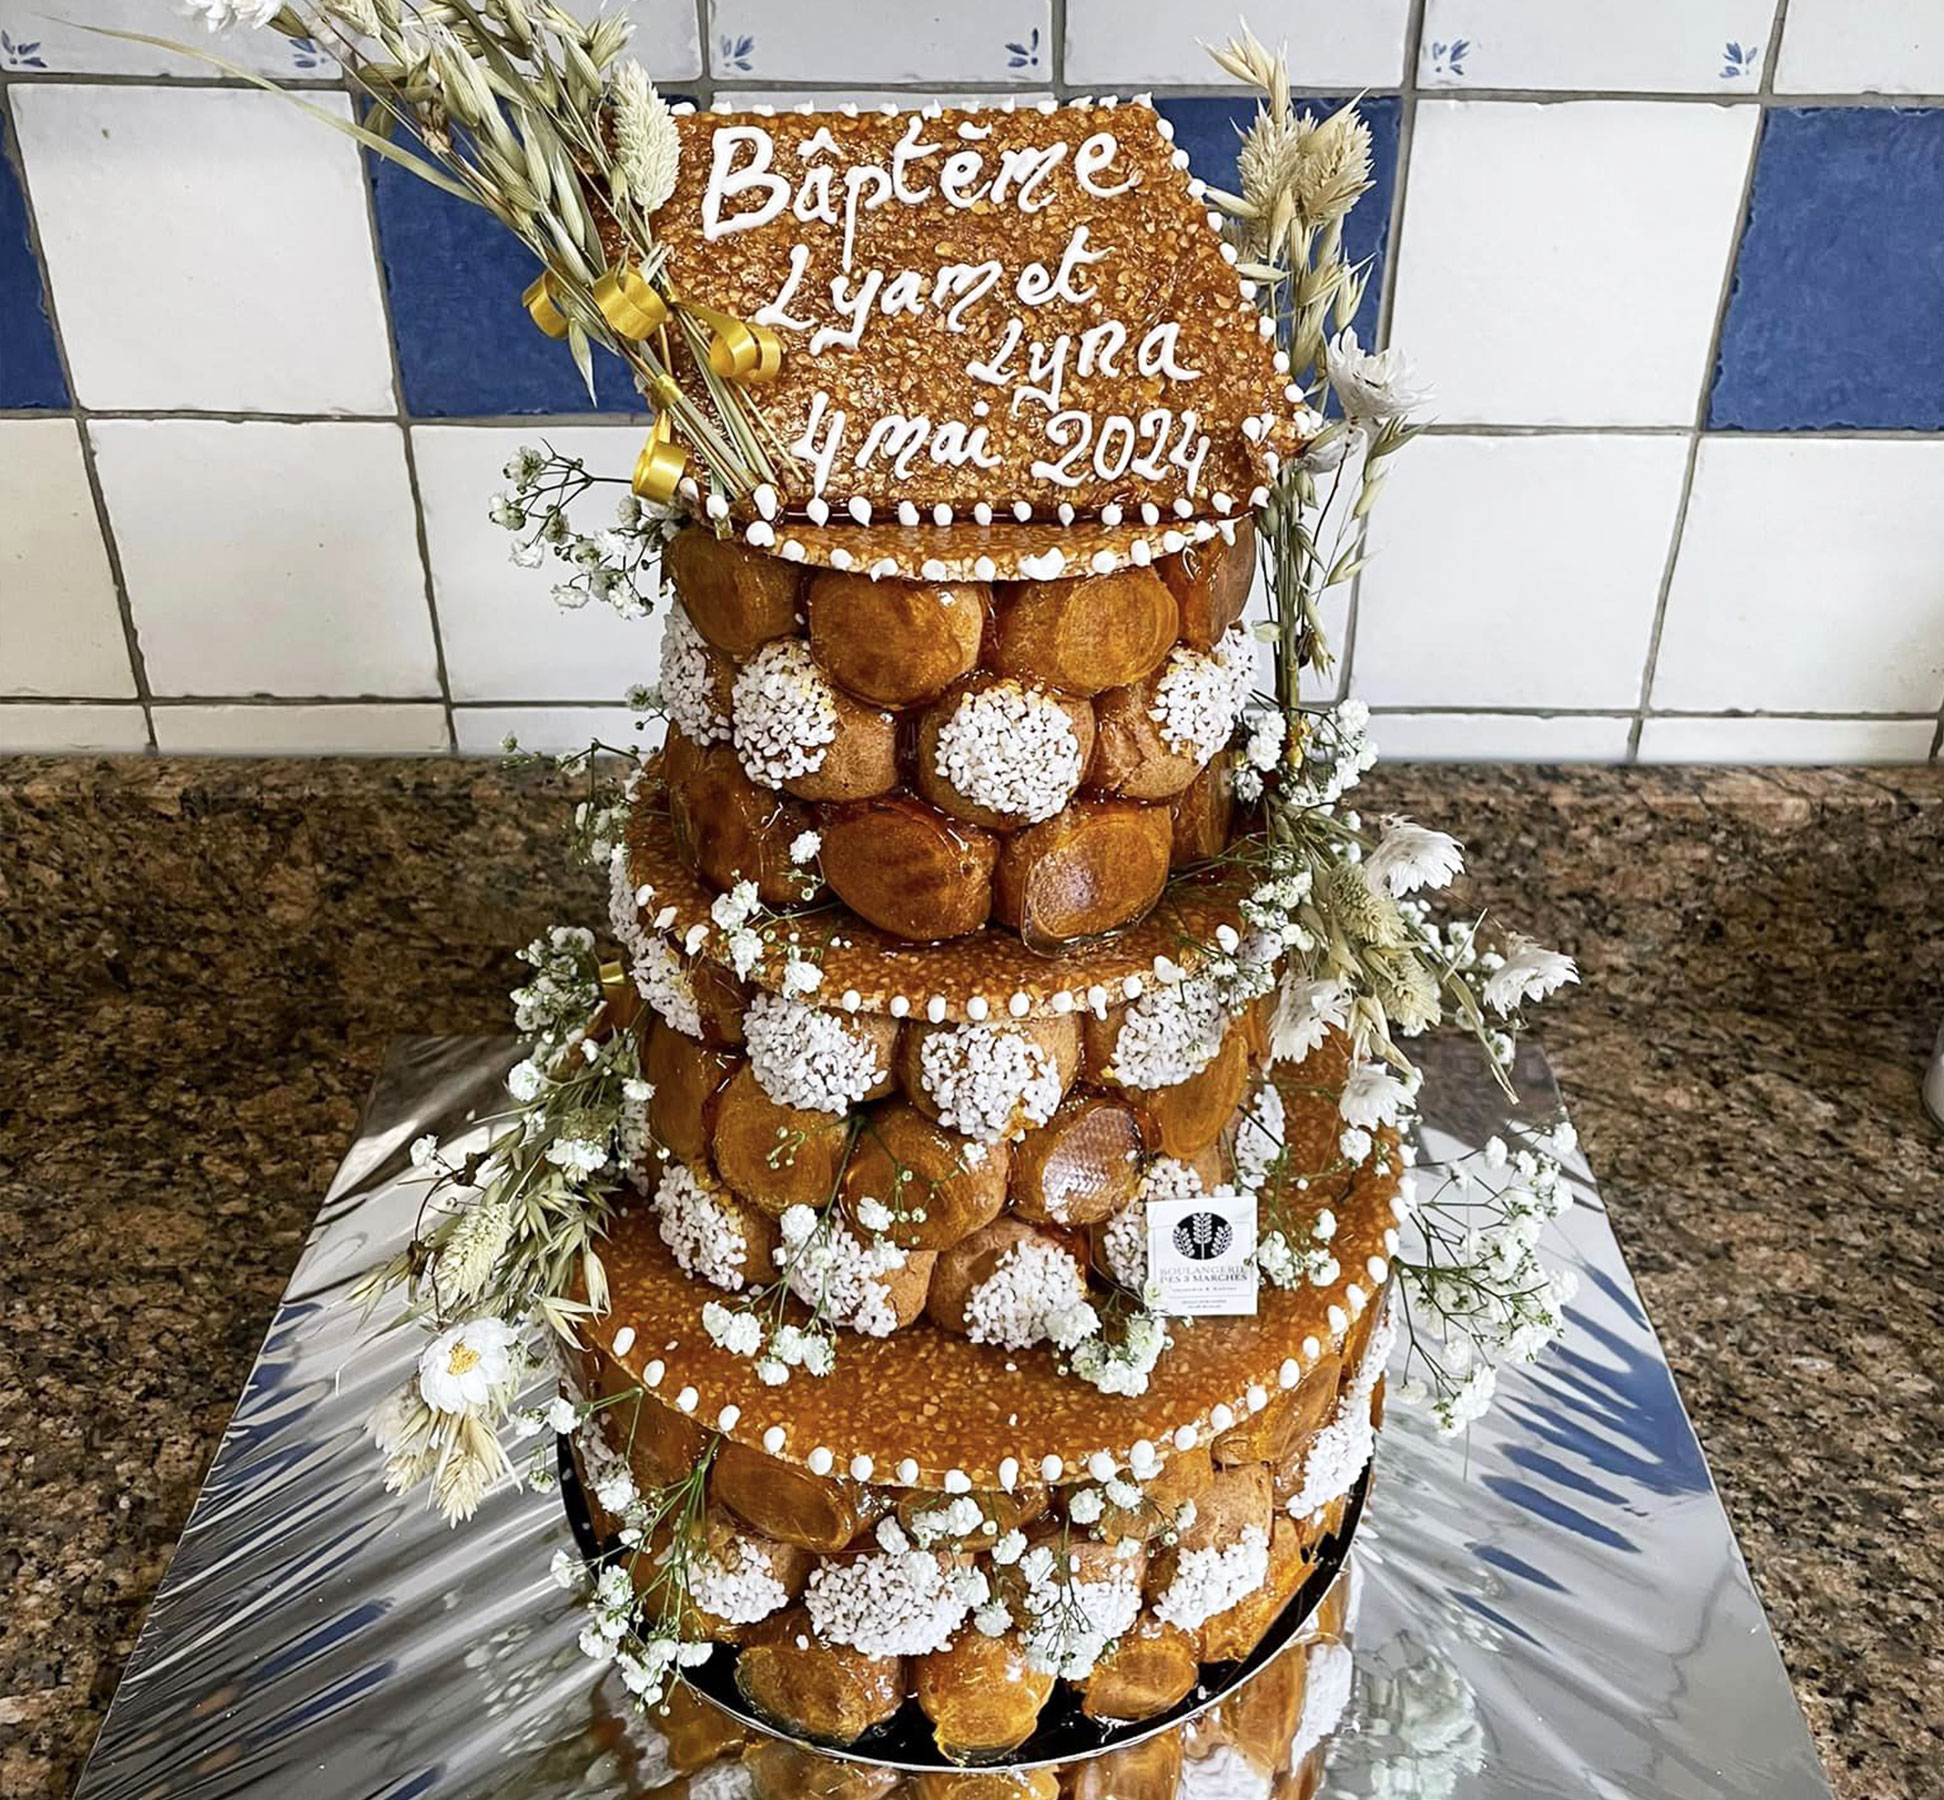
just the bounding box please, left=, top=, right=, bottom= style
left=7, top=694, right=1941, bottom=726
left=693, top=0, right=715, bottom=106
left=2, top=82, right=159, bottom=750
left=1621, top=13, right=1782, bottom=763
left=1336, top=0, right=1428, bottom=710
left=1049, top=0, right=1068, bottom=92
left=350, top=110, right=460, bottom=755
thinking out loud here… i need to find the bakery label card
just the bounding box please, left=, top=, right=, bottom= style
left=1146, top=1192, right=1260, bottom=1317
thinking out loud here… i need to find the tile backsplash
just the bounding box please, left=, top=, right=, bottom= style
left=1, top=1, right=1940, bottom=765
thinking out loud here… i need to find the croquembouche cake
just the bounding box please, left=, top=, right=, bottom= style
left=204, top=0, right=1584, bottom=1781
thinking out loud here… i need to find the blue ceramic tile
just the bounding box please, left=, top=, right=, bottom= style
left=1154, top=95, right=1400, bottom=350
left=0, top=116, right=67, bottom=409
left=1712, top=108, right=1944, bottom=430
left=368, top=150, right=642, bottom=417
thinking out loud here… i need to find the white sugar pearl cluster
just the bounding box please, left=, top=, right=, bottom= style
left=778, top=1208, right=908, bottom=1336
left=919, top=1023, right=1062, bottom=1143
left=804, top=1547, right=989, bottom=1658
left=1152, top=1526, right=1271, bottom=1630
left=933, top=682, right=1084, bottom=823
left=1108, top=974, right=1230, bottom=1089
left=659, top=603, right=731, bottom=747
left=1151, top=624, right=1255, bottom=763
left=688, top=1536, right=790, bottom=1625
left=743, top=990, right=887, bottom=1115
left=610, top=861, right=701, bottom=1039
left=731, top=638, right=837, bottom=786
left=653, top=1162, right=755, bottom=1291
left=1234, top=1077, right=1287, bottom=1189
left=962, top=1239, right=1099, bottom=1352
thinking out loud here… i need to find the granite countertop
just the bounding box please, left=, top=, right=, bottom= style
left=1, top=758, right=1938, bottom=1798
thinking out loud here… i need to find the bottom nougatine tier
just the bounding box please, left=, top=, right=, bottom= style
left=569, top=1559, right=1360, bottom=1797
left=559, top=1068, right=1395, bottom=1763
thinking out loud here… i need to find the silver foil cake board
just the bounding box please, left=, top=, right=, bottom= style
left=72, top=1036, right=1833, bottom=1800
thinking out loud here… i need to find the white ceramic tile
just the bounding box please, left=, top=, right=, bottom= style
left=1775, top=0, right=1944, bottom=95
left=604, top=1, right=704, bottom=81
left=709, top=0, right=1052, bottom=84
left=1653, top=439, right=1944, bottom=714
left=413, top=426, right=667, bottom=704
left=1362, top=711, right=1633, bottom=761
left=0, top=1, right=322, bottom=77
left=0, top=703, right=149, bottom=751
left=11, top=86, right=394, bottom=414
left=1065, top=0, right=1410, bottom=88
left=455, top=706, right=657, bottom=756
left=1418, top=0, right=1771, bottom=93
left=151, top=703, right=450, bottom=754
left=90, top=420, right=439, bottom=699
left=0, top=421, right=132, bottom=698
left=1390, top=101, right=1758, bottom=425
left=0, top=2, right=698, bottom=82
left=1350, top=434, right=1688, bottom=708
left=1636, top=715, right=1937, bottom=765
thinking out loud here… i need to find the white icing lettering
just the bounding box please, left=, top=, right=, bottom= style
left=1074, top=131, right=1139, bottom=199
left=939, top=149, right=991, bottom=209
left=1076, top=320, right=1125, bottom=377
left=881, top=268, right=927, bottom=318
left=933, top=260, right=1004, bottom=332
left=702, top=127, right=789, bottom=240
left=965, top=317, right=1022, bottom=387
left=891, top=116, right=942, bottom=205
left=752, top=242, right=815, bottom=331
left=990, top=142, right=1070, bottom=212
left=1016, top=225, right=1104, bottom=308
left=1136, top=321, right=1201, bottom=382
left=813, top=269, right=884, bottom=353
left=841, top=163, right=893, bottom=270
left=928, top=418, right=1002, bottom=469
left=856, top=413, right=935, bottom=480
left=793, top=390, right=848, bottom=494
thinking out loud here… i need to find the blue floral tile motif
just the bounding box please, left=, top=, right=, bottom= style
left=718, top=33, right=755, bottom=74
left=1712, top=108, right=1944, bottom=430
left=1428, top=39, right=1470, bottom=78
left=0, top=116, right=67, bottom=409
left=1006, top=27, right=1042, bottom=71
left=1720, top=41, right=1758, bottom=80
left=1153, top=95, right=1400, bottom=351
left=1, top=28, right=46, bottom=69
left=368, top=149, right=644, bottom=416
left=288, top=35, right=331, bottom=73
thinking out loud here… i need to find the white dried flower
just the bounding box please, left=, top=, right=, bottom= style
left=417, top=1316, right=522, bottom=1415
left=1482, top=934, right=1579, bottom=1015
left=1364, top=817, right=1464, bottom=896
left=608, top=61, right=680, bottom=215
left=1338, top=1061, right=1414, bottom=1129
left=1271, top=975, right=1351, bottom=1065
left=1325, top=328, right=1429, bottom=423
left=180, top=0, right=279, bottom=28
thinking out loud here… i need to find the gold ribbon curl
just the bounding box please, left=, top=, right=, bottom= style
left=519, top=265, right=784, bottom=504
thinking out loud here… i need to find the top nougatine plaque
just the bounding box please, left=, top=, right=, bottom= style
left=652, top=101, right=1306, bottom=561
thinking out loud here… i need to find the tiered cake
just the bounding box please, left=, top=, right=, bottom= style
left=552, top=99, right=1401, bottom=1761
left=234, top=1, right=1587, bottom=1773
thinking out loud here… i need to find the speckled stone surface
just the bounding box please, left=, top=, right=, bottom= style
left=1, top=757, right=1938, bottom=1799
